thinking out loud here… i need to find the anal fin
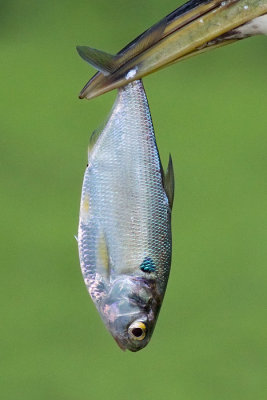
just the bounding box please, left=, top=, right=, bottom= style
left=163, top=154, right=175, bottom=209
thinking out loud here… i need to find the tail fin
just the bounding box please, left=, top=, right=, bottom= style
left=76, top=46, right=118, bottom=76
left=76, top=18, right=166, bottom=76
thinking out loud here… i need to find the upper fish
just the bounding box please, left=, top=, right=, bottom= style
left=77, top=0, right=267, bottom=100
left=77, top=79, right=174, bottom=351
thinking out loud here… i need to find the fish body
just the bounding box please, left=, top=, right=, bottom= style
left=77, top=0, right=267, bottom=100
left=78, top=80, right=174, bottom=351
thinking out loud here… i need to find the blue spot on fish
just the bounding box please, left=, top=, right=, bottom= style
left=140, top=257, right=155, bottom=273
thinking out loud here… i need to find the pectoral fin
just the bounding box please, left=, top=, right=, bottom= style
left=163, top=154, right=175, bottom=209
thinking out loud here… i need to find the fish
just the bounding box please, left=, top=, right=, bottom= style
left=77, top=0, right=267, bottom=100
left=77, top=79, right=174, bottom=352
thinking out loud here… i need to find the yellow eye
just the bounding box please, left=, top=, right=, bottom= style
left=128, top=321, right=146, bottom=341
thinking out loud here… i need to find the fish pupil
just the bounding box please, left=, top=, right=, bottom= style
left=140, top=257, right=155, bottom=273
left=132, top=328, right=143, bottom=337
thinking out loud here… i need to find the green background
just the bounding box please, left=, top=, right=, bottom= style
left=1, top=1, right=267, bottom=399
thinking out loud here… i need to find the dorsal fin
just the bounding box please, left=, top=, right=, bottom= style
left=163, top=154, right=175, bottom=209
left=76, top=46, right=118, bottom=75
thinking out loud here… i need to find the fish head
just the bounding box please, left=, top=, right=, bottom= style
left=99, top=276, right=162, bottom=352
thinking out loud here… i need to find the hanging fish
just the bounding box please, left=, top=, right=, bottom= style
left=77, top=79, right=174, bottom=352
left=77, top=0, right=267, bottom=100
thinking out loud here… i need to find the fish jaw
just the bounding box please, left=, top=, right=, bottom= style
left=97, top=277, right=162, bottom=352
left=78, top=0, right=267, bottom=100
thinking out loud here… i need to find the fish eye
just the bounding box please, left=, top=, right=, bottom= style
left=128, top=321, right=146, bottom=341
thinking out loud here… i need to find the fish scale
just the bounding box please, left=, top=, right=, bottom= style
left=78, top=79, right=174, bottom=351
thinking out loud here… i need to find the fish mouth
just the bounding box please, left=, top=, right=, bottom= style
left=79, top=0, right=267, bottom=100
left=113, top=336, right=148, bottom=352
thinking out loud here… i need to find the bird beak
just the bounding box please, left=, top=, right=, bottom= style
left=78, top=0, right=267, bottom=100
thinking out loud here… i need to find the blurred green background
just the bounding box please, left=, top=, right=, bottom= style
left=1, top=0, right=267, bottom=399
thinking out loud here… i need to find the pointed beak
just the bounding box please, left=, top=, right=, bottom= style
left=79, top=0, right=267, bottom=100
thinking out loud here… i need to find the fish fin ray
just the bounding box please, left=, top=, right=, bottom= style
left=163, top=154, right=175, bottom=209
left=76, top=46, right=118, bottom=75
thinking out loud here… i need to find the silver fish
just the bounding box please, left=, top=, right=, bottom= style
left=77, top=80, right=174, bottom=352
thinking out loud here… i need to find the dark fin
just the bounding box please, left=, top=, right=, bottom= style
left=76, top=46, right=118, bottom=76
left=117, top=18, right=167, bottom=62
left=163, top=154, right=175, bottom=209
